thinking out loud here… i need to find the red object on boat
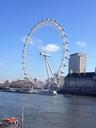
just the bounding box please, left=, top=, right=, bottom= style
left=3, top=117, right=17, bottom=123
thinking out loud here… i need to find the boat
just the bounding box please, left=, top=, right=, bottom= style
left=38, top=89, right=57, bottom=96
left=0, top=117, right=20, bottom=128
left=15, top=88, right=38, bottom=94
left=9, top=88, right=16, bottom=92
left=0, top=107, right=24, bottom=128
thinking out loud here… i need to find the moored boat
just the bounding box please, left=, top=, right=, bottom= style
left=0, top=117, right=20, bottom=128
left=0, top=107, right=25, bottom=128
left=38, top=89, right=57, bottom=96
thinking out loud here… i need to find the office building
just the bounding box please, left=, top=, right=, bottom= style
left=69, top=53, right=87, bottom=73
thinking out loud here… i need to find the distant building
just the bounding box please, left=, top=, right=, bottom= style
left=69, top=53, right=87, bottom=73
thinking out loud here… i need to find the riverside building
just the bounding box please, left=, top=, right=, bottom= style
left=62, top=53, right=96, bottom=96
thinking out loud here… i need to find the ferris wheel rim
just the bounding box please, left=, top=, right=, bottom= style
left=22, top=18, right=69, bottom=80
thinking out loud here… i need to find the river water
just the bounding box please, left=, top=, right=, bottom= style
left=0, top=92, right=96, bottom=128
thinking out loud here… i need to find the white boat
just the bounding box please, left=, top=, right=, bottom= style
left=14, top=87, right=38, bottom=94
left=23, top=89, right=38, bottom=94
left=38, top=89, right=57, bottom=96
left=9, top=88, right=16, bottom=92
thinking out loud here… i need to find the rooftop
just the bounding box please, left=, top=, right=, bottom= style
left=70, top=52, right=86, bottom=57
left=66, top=72, right=96, bottom=79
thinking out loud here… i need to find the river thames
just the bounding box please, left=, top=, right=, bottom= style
left=0, top=92, right=96, bottom=128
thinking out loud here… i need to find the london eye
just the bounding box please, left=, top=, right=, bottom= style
left=22, top=18, right=69, bottom=85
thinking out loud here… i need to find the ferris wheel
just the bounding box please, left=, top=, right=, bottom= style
left=22, top=18, right=69, bottom=83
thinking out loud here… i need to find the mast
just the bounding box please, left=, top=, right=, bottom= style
left=21, top=107, right=24, bottom=128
